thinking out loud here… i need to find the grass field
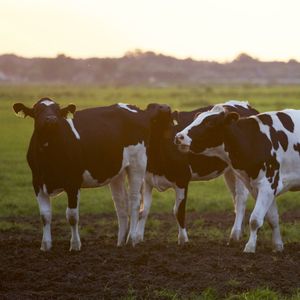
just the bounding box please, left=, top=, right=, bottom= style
left=0, top=85, right=299, bottom=299
left=1, top=85, right=300, bottom=216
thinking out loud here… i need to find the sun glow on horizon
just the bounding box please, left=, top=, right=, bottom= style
left=1, top=0, right=300, bottom=62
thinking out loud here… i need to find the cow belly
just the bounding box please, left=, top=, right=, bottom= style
left=81, top=170, right=105, bottom=188
left=281, top=175, right=300, bottom=193
left=190, top=170, right=222, bottom=181
left=146, top=172, right=174, bottom=191
left=81, top=145, right=134, bottom=188
left=278, top=159, right=300, bottom=194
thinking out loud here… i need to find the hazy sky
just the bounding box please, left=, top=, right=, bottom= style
left=1, top=0, right=300, bottom=61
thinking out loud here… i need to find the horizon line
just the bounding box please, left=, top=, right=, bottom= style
left=0, top=50, right=299, bottom=64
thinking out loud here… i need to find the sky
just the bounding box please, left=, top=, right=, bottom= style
left=1, top=0, right=300, bottom=62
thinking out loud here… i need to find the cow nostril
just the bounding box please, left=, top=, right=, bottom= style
left=175, top=135, right=184, bottom=145
left=45, top=116, right=58, bottom=124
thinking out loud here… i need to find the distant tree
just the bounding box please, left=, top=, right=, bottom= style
left=234, top=53, right=258, bottom=63
left=288, top=59, right=298, bottom=64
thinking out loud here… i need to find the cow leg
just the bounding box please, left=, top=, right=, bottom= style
left=224, top=169, right=249, bottom=243
left=126, top=148, right=147, bottom=246
left=109, top=171, right=129, bottom=247
left=266, top=200, right=284, bottom=252
left=37, top=189, right=52, bottom=251
left=244, top=189, right=274, bottom=253
left=136, top=181, right=153, bottom=243
left=66, top=189, right=81, bottom=251
left=174, top=186, right=189, bottom=245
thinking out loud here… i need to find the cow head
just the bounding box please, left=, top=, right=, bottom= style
left=13, top=98, right=76, bottom=134
left=174, top=104, right=239, bottom=153
left=146, top=103, right=171, bottom=123
left=145, top=103, right=173, bottom=138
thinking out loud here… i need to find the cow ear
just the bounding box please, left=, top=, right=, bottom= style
left=13, top=103, right=34, bottom=118
left=224, top=112, right=240, bottom=124
left=61, top=104, right=76, bottom=118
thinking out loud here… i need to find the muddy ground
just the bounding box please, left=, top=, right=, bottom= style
left=0, top=211, right=299, bottom=299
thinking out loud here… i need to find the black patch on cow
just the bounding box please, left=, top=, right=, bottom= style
left=293, top=143, right=300, bottom=156
left=258, top=114, right=273, bottom=127
left=174, top=106, right=213, bottom=131
left=189, top=154, right=227, bottom=177
left=277, top=112, right=294, bottom=133
left=257, top=114, right=288, bottom=152
left=269, top=128, right=289, bottom=152
left=223, top=118, right=281, bottom=194
left=189, top=113, right=227, bottom=153
left=264, top=153, right=280, bottom=194
left=147, top=111, right=191, bottom=189
left=176, top=189, right=188, bottom=228
left=276, top=131, right=288, bottom=151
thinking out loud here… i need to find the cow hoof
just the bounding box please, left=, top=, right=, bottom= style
left=178, top=228, right=189, bottom=245
left=117, top=240, right=126, bottom=247
left=243, top=243, right=256, bottom=253
left=178, top=236, right=189, bottom=245
left=227, top=235, right=241, bottom=247
left=40, top=240, right=52, bottom=251
left=273, top=243, right=284, bottom=252
left=126, top=231, right=138, bottom=246
left=69, top=241, right=81, bottom=251
left=135, top=233, right=144, bottom=244
left=229, top=229, right=242, bottom=243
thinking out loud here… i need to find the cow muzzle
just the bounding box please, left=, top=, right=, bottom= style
left=43, top=115, right=59, bottom=130
left=174, top=134, right=190, bottom=153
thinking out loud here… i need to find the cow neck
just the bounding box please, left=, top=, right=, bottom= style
left=147, top=121, right=177, bottom=171
left=223, top=118, right=262, bottom=175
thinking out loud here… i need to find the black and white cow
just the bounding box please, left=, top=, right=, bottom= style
left=13, top=98, right=170, bottom=251
left=175, top=101, right=300, bottom=253
left=136, top=101, right=259, bottom=244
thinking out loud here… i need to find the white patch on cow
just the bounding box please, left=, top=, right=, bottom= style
left=224, top=100, right=249, bottom=108
left=82, top=170, right=101, bottom=188
left=66, top=191, right=81, bottom=251
left=37, top=189, right=52, bottom=251
left=42, top=184, right=64, bottom=197
left=66, top=119, right=80, bottom=140
left=201, top=144, right=230, bottom=163
left=118, top=103, right=138, bottom=113
left=174, top=187, right=189, bottom=244
left=40, top=100, right=55, bottom=106
left=109, top=171, right=129, bottom=246
left=123, top=142, right=147, bottom=245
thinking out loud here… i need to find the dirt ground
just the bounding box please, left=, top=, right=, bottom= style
left=0, top=211, right=299, bottom=299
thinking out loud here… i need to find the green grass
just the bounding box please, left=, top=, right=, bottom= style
left=121, top=287, right=300, bottom=300
left=1, top=85, right=300, bottom=299
left=1, top=84, right=299, bottom=243
left=1, top=84, right=300, bottom=217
